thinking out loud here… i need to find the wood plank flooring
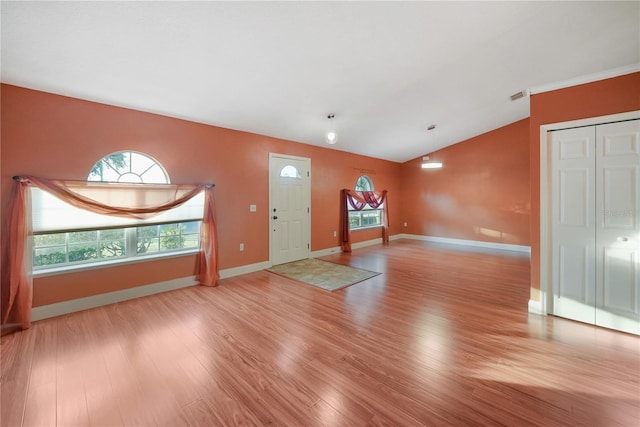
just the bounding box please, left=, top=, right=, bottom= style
left=2, top=240, right=639, bottom=426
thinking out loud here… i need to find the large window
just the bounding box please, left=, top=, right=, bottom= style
left=348, top=175, right=383, bottom=229
left=33, top=151, right=203, bottom=270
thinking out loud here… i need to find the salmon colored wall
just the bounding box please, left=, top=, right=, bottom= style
left=529, top=72, right=640, bottom=300
left=1, top=84, right=401, bottom=306
left=400, top=119, right=530, bottom=246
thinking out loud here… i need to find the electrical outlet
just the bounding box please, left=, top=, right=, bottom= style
left=404, top=222, right=408, bottom=227
left=239, top=243, right=244, bottom=251
left=249, top=204, right=256, bottom=212
left=333, top=231, right=337, bottom=237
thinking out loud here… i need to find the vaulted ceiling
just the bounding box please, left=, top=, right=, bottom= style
left=2, top=1, right=638, bottom=162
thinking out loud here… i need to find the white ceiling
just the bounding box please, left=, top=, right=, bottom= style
left=2, top=1, right=639, bottom=163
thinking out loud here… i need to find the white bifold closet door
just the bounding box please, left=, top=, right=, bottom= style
left=551, top=119, right=639, bottom=335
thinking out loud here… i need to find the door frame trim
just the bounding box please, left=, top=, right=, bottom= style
left=268, top=152, right=311, bottom=266
left=539, top=110, right=640, bottom=315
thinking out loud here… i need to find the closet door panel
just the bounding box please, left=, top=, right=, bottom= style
left=595, top=120, right=640, bottom=335
left=550, top=127, right=597, bottom=324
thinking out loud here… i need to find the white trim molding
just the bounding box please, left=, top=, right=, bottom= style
left=32, top=260, right=273, bottom=322
left=219, top=261, right=271, bottom=279
left=311, top=234, right=403, bottom=258
left=32, top=233, right=531, bottom=322
left=32, top=275, right=199, bottom=322
left=528, top=292, right=547, bottom=316
left=311, top=246, right=341, bottom=258
left=530, top=63, right=640, bottom=95
left=399, top=234, right=531, bottom=254
left=538, top=110, right=640, bottom=322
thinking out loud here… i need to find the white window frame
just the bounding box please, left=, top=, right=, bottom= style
left=32, top=151, right=203, bottom=275
left=349, top=175, right=384, bottom=231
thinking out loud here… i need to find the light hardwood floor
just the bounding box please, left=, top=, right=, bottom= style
left=2, top=240, right=639, bottom=426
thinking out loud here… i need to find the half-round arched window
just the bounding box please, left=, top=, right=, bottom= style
left=88, top=151, right=169, bottom=183
left=280, top=165, right=302, bottom=179
left=355, top=175, right=374, bottom=192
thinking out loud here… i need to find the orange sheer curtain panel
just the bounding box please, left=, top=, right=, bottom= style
left=340, top=189, right=389, bottom=253
left=28, top=176, right=205, bottom=218
left=197, top=186, right=219, bottom=286
left=1, top=176, right=219, bottom=330
left=1, top=180, right=33, bottom=329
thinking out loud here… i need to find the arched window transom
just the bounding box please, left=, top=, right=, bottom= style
left=280, top=165, right=301, bottom=179
left=88, top=151, right=169, bottom=183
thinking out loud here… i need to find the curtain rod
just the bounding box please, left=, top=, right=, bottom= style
left=12, top=175, right=215, bottom=187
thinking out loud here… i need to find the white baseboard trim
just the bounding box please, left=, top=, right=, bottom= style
left=32, top=234, right=526, bottom=322
left=310, top=234, right=403, bottom=258
left=398, top=234, right=531, bottom=254
left=528, top=298, right=546, bottom=315
left=311, top=246, right=342, bottom=258
left=528, top=289, right=547, bottom=315
left=32, top=260, right=273, bottom=322
left=32, top=275, right=198, bottom=322
left=219, top=261, right=271, bottom=279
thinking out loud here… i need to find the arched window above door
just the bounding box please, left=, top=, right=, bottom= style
left=280, top=165, right=302, bottom=179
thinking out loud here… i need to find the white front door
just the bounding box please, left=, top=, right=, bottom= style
left=550, top=119, right=640, bottom=335
left=594, top=120, right=640, bottom=335
left=269, top=154, right=310, bottom=266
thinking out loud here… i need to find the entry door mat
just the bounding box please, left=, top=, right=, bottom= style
left=267, top=258, right=380, bottom=291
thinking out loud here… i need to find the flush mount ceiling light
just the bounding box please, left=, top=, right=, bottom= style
left=421, top=124, right=443, bottom=169
left=421, top=156, right=443, bottom=169
left=326, top=113, right=338, bottom=145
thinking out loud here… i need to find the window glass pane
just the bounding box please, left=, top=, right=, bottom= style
left=348, top=211, right=362, bottom=228
left=159, top=223, right=185, bottom=250
left=88, top=151, right=169, bottom=184
left=68, top=230, right=98, bottom=244
left=99, top=229, right=126, bottom=258
left=140, top=164, right=169, bottom=184
left=137, top=225, right=160, bottom=254
left=355, top=175, right=373, bottom=191
left=362, top=211, right=381, bottom=226
left=34, top=246, right=68, bottom=267
left=280, top=165, right=301, bottom=178
left=130, top=152, right=155, bottom=176
left=88, top=152, right=127, bottom=182
left=68, top=243, right=99, bottom=262
left=34, top=233, right=66, bottom=246
left=117, top=172, right=143, bottom=183
left=98, top=163, right=122, bottom=182
left=348, top=209, right=382, bottom=230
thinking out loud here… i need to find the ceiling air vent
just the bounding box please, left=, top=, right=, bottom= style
left=510, top=90, right=529, bottom=101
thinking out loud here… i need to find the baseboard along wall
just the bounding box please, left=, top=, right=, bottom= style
left=32, top=235, right=536, bottom=322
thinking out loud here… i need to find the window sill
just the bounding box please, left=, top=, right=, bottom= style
left=32, top=249, right=200, bottom=278
left=350, top=225, right=383, bottom=231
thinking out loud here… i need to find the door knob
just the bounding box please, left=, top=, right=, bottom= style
left=272, top=216, right=278, bottom=220
left=617, top=236, right=629, bottom=242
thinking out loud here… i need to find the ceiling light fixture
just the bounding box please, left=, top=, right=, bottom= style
left=421, top=124, right=443, bottom=169
left=326, top=114, right=338, bottom=145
